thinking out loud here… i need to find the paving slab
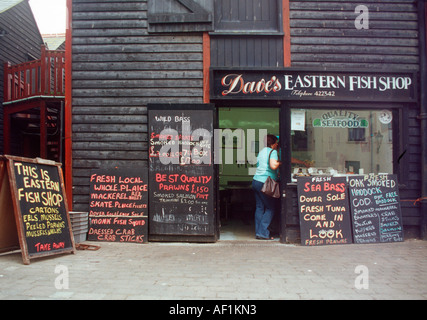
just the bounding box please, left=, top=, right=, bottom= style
left=0, top=239, right=426, bottom=301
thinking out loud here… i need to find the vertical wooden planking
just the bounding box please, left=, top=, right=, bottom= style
left=210, top=0, right=284, bottom=68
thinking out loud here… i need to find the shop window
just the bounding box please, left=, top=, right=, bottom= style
left=147, top=0, right=213, bottom=32
left=291, top=109, right=394, bottom=179
left=214, top=0, right=281, bottom=33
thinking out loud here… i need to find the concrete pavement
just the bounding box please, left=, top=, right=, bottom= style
left=0, top=239, right=426, bottom=300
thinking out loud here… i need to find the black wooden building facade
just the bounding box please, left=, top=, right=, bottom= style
left=70, top=0, right=426, bottom=241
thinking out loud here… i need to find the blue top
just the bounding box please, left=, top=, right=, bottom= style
left=253, top=147, right=279, bottom=183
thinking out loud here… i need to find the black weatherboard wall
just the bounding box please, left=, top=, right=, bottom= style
left=289, top=1, right=419, bottom=71
left=71, top=0, right=205, bottom=212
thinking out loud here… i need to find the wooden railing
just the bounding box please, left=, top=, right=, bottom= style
left=3, top=45, right=65, bottom=103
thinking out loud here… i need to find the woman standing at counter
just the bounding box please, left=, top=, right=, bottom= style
left=252, top=135, right=281, bottom=240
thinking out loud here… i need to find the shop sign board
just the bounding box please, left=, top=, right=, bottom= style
left=211, top=68, right=416, bottom=102
left=0, top=156, right=75, bottom=264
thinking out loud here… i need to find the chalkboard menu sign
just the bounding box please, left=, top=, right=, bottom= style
left=297, top=176, right=353, bottom=246
left=2, top=156, right=75, bottom=264
left=148, top=105, right=215, bottom=240
left=88, top=168, right=148, bottom=243
left=348, top=174, right=403, bottom=243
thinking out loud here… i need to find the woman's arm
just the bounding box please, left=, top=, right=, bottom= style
left=269, top=149, right=281, bottom=170
left=269, top=158, right=281, bottom=170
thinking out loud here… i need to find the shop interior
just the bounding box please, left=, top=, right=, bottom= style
left=218, top=107, right=280, bottom=240
left=290, top=108, right=394, bottom=180
left=217, top=107, right=394, bottom=241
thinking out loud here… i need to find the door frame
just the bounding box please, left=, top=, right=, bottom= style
left=214, top=103, right=284, bottom=241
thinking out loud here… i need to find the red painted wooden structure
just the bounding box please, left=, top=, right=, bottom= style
left=3, top=45, right=65, bottom=162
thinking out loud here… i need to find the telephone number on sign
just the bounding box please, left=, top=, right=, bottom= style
left=314, top=90, right=336, bottom=97
left=290, top=90, right=336, bottom=98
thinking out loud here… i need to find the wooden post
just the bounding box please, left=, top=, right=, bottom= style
left=280, top=105, right=291, bottom=243
left=203, top=32, right=210, bottom=103
left=3, top=62, right=10, bottom=102
left=3, top=108, right=11, bottom=155
left=282, top=0, right=291, bottom=67
left=40, top=45, right=47, bottom=95
left=40, top=101, right=47, bottom=159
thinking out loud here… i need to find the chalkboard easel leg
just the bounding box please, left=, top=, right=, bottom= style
left=21, top=252, right=30, bottom=265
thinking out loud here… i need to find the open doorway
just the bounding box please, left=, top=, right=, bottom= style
left=218, top=107, right=280, bottom=240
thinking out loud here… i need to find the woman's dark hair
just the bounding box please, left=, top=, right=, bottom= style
left=266, top=134, right=278, bottom=148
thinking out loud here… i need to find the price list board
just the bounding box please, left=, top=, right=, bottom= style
left=88, top=168, right=148, bottom=243
left=297, top=176, right=353, bottom=246
left=148, top=105, right=216, bottom=240
left=348, top=174, right=403, bottom=243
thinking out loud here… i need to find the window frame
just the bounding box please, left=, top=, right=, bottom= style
left=147, top=0, right=213, bottom=33
left=213, top=0, right=284, bottom=35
